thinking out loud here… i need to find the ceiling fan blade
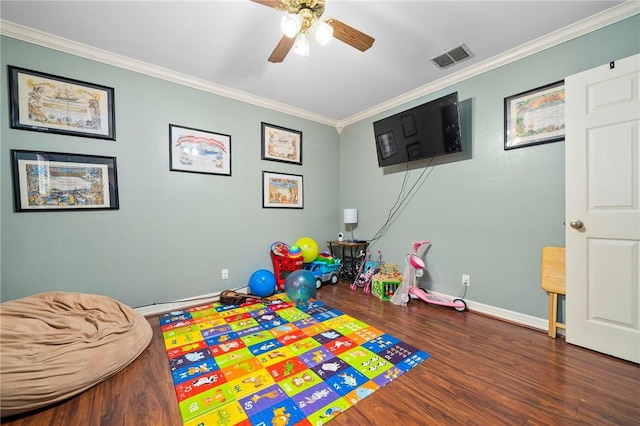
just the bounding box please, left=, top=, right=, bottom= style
left=268, top=35, right=295, bottom=63
left=250, top=0, right=287, bottom=11
left=326, top=18, right=375, bottom=52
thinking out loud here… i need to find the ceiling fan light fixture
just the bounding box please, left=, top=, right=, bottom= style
left=253, top=0, right=374, bottom=63
left=313, top=20, right=333, bottom=46
left=292, top=33, right=310, bottom=57
left=281, top=13, right=302, bottom=38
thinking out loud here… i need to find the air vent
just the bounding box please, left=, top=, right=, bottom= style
left=431, top=44, right=474, bottom=69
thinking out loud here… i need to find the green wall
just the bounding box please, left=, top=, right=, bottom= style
left=339, top=15, right=640, bottom=317
left=0, top=37, right=340, bottom=308
left=1, top=14, right=638, bottom=321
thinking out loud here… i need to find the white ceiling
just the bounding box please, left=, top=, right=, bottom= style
left=0, top=1, right=632, bottom=125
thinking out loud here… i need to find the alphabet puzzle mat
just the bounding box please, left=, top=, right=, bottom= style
left=160, top=295, right=429, bottom=425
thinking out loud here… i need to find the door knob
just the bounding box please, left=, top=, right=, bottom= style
left=570, top=220, right=584, bottom=230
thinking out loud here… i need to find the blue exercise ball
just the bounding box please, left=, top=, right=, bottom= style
left=249, top=269, right=276, bottom=297
left=285, top=269, right=317, bottom=308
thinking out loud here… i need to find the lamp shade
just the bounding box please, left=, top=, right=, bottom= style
left=313, top=20, right=333, bottom=46
left=344, top=208, right=358, bottom=224
left=292, top=33, right=310, bottom=57
left=281, top=14, right=302, bottom=38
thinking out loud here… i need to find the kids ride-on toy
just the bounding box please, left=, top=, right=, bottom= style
left=391, top=240, right=467, bottom=311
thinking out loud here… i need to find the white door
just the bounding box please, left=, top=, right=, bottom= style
left=565, top=54, right=640, bottom=364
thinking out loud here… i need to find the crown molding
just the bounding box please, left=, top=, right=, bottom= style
left=2, top=1, right=637, bottom=132
left=336, top=0, right=640, bottom=129
left=0, top=20, right=338, bottom=128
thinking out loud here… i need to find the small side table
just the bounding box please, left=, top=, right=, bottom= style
left=327, top=240, right=369, bottom=282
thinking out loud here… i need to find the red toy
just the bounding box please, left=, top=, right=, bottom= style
left=270, top=242, right=304, bottom=291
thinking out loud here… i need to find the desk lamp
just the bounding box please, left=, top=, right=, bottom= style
left=344, top=208, right=358, bottom=241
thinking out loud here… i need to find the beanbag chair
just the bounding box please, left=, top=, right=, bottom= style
left=0, top=292, right=152, bottom=417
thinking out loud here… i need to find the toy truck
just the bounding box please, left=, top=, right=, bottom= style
left=303, top=259, right=341, bottom=288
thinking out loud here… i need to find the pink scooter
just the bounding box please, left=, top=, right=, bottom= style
left=407, top=241, right=467, bottom=312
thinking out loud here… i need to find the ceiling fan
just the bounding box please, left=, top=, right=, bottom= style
left=251, top=0, right=375, bottom=63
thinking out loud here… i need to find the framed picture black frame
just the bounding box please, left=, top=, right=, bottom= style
left=504, top=80, right=565, bottom=150
left=262, top=171, right=303, bottom=209
left=401, top=114, right=417, bottom=138
left=11, top=149, right=119, bottom=212
left=8, top=66, right=116, bottom=140
left=406, top=141, right=423, bottom=161
left=169, top=124, right=232, bottom=176
left=261, top=122, right=303, bottom=165
left=376, top=131, right=397, bottom=160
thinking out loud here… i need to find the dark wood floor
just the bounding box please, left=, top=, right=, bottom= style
left=3, top=283, right=639, bottom=425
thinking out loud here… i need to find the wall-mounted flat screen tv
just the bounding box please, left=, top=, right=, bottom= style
left=373, top=92, right=462, bottom=167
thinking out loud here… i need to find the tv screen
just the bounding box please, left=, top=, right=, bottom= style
left=373, top=92, right=462, bottom=167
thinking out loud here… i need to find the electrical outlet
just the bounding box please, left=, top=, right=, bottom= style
left=221, top=269, right=229, bottom=280
left=462, top=274, right=470, bottom=287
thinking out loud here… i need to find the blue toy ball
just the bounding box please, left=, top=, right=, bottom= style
left=285, top=269, right=317, bottom=308
left=249, top=269, right=276, bottom=297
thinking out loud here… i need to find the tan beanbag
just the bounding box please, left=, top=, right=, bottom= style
left=0, top=292, right=152, bottom=417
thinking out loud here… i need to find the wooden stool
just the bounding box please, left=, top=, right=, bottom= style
left=541, top=247, right=566, bottom=338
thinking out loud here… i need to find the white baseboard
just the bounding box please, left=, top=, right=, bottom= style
left=136, top=288, right=554, bottom=335
left=426, top=290, right=556, bottom=334
left=135, top=287, right=250, bottom=317
left=463, top=298, right=547, bottom=331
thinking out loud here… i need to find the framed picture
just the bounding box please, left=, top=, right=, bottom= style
left=11, top=149, right=119, bottom=212
left=406, top=141, right=423, bottom=161
left=376, top=131, right=397, bottom=159
left=504, top=80, right=565, bottom=150
left=261, top=122, right=302, bottom=165
left=8, top=66, right=116, bottom=140
left=169, top=124, right=231, bottom=176
left=262, top=171, right=303, bottom=209
left=401, top=114, right=417, bottom=138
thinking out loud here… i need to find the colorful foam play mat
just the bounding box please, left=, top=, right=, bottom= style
left=160, top=294, right=429, bottom=425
